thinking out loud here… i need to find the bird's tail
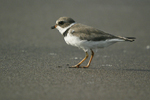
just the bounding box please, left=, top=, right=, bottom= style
left=117, top=36, right=136, bottom=42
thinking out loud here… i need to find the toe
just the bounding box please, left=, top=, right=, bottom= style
left=80, top=66, right=89, bottom=68
left=69, top=65, right=80, bottom=68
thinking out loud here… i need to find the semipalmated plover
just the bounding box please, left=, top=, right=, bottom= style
left=51, top=17, right=135, bottom=68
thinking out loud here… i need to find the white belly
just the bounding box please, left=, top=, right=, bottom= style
left=64, top=34, right=123, bottom=52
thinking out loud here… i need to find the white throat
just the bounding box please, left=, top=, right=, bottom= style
left=56, top=23, right=75, bottom=35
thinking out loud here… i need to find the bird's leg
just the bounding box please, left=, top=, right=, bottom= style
left=69, top=52, right=88, bottom=68
left=80, top=49, right=94, bottom=68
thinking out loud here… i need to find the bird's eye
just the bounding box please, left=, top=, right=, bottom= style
left=58, top=21, right=64, bottom=25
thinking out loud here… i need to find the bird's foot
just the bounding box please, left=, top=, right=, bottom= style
left=69, top=65, right=80, bottom=68
left=80, top=66, right=89, bottom=68
left=69, top=65, right=89, bottom=68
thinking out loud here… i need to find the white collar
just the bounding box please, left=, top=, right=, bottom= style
left=56, top=23, right=75, bottom=35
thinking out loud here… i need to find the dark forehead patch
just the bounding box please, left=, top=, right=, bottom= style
left=56, top=17, right=75, bottom=28
left=58, top=17, right=75, bottom=23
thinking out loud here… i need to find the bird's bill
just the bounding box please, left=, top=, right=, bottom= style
left=51, top=25, right=57, bottom=29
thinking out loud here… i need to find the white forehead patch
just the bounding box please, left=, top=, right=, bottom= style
left=56, top=20, right=59, bottom=24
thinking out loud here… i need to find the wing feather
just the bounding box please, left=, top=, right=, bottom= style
left=70, top=23, right=118, bottom=41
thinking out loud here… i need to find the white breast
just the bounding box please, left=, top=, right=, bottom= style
left=64, top=33, right=82, bottom=47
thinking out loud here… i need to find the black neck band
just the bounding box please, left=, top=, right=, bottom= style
left=63, top=28, right=70, bottom=37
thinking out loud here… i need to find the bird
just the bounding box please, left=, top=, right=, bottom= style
left=51, top=17, right=135, bottom=68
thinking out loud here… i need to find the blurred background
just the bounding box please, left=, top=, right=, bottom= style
left=0, top=0, right=150, bottom=100
left=0, top=0, right=150, bottom=49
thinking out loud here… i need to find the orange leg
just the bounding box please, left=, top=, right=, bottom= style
left=80, top=49, right=94, bottom=68
left=70, top=52, right=88, bottom=68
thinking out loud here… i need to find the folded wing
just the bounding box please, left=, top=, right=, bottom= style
left=70, top=23, right=135, bottom=42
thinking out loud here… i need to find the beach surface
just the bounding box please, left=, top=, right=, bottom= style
left=0, top=0, right=150, bottom=100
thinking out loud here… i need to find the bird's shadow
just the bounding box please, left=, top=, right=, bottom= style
left=90, top=68, right=150, bottom=72
left=56, top=65, right=150, bottom=72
